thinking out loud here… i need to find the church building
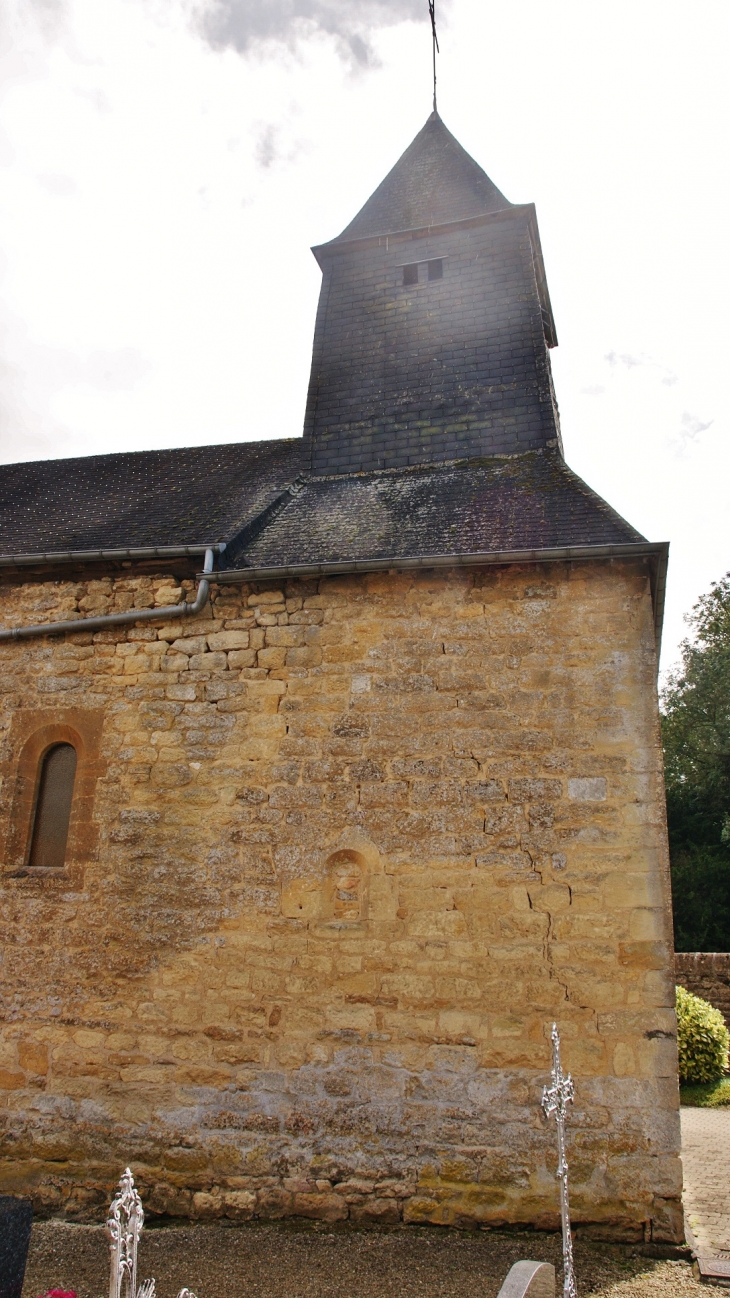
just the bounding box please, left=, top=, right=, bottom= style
left=0, top=112, right=681, bottom=1240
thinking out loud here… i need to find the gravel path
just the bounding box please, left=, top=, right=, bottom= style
left=22, top=1220, right=699, bottom=1298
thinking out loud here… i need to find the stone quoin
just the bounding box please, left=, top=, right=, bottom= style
left=0, top=112, right=681, bottom=1240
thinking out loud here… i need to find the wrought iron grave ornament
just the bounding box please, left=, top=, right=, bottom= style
left=107, top=1167, right=197, bottom=1298
left=107, top=1167, right=143, bottom=1298
left=541, top=1023, right=577, bottom=1298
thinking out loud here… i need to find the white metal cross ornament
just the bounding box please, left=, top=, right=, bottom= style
left=107, top=1167, right=197, bottom=1298
left=541, top=1023, right=578, bottom=1298
left=107, top=1167, right=144, bottom=1298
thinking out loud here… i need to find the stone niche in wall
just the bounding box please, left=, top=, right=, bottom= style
left=280, top=838, right=383, bottom=928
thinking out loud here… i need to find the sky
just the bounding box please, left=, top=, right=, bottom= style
left=0, top=0, right=728, bottom=676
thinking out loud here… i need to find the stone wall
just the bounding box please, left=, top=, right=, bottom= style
left=675, top=954, right=730, bottom=1024
left=0, top=558, right=681, bottom=1240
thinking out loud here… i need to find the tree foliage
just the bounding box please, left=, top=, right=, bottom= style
left=661, top=574, right=730, bottom=951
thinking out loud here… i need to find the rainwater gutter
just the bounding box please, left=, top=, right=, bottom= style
left=0, top=547, right=218, bottom=643
left=0, top=543, right=225, bottom=570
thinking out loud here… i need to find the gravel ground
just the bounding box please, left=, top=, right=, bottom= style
left=22, top=1220, right=701, bottom=1298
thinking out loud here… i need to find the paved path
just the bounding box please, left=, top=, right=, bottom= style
left=681, top=1107, right=730, bottom=1255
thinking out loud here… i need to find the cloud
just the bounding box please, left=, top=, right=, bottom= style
left=75, top=86, right=111, bottom=114
left=0, top=319, right=153, bottom=466
left=255, top=122, right=279, bottom=168
left=667, top=410, right=714, bottom=458
left=83, top=350, right=152, bottom=392
left=251, top=119, right=307, bottom=170
left=679, top=411, right=713, bottom=441
left=604, top=350, right=679, bottom=386
left=605, top=350, right=643, bottom=369
left=0, top=329, right=73, bottom=465
left=580, top=384, right=605, bottom=397
left=5, top=0, right=68, bottom=40
left=194, top=0, right=434, bottom=68
left=36, top=172, right=77, bottom=196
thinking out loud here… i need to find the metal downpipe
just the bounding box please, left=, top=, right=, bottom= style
left=0, top=548, right=215, bottom=643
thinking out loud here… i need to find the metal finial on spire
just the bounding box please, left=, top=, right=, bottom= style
left=428, top=0, right=440, bottom=113
left=542, top=1023, right=578, bottom=1298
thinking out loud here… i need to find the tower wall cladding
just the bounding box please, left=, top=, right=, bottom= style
left=0, top=559, right=682, bottom=1240
left=306, top=213, right=559, bottom=476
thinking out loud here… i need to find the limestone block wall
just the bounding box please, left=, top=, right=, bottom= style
left=0, top=559, right=681, bottom=1240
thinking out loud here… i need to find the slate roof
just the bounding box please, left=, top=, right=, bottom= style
left=329, top=112, right=512, bottom=246
left=0, top=439, right=306, bottom=556
left=0, top=440, right=645, bottom=567
left=224, top=451, right=646, bottom=570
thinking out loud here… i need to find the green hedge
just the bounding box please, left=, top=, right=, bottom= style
left=676, top=985, right=729, bottom=1083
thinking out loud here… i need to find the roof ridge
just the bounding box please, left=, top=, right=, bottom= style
left=222, top=474, right=309, bottom=569
left=0, top=435, right=303, bottom=474
left=308, top=450, right=545, bottom=485
left=549, top=457, right=647, bottom=544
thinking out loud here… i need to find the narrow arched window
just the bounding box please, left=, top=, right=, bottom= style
left=28, top=743, right=77, bottom=868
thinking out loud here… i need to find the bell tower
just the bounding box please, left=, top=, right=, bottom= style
left=304, top=112, right=561, bottom=476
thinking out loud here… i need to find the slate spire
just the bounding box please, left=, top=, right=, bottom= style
left=331, top=111, right=512, bottom=245
left=305, top=113, right=559, bottom=476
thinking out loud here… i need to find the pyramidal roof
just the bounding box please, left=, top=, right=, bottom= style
left=330, top=111, right=512, bottom=244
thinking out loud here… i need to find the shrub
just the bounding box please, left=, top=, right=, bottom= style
left=676, top=985, right=729, bottom=1083
left=680, top=1078, right=730, bottom=1107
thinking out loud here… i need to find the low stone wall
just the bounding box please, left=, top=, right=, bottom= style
left=676, top=954, right=730, bottom=1023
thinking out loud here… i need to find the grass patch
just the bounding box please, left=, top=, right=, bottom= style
left=681, top=1077, right=730, bottom=1106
